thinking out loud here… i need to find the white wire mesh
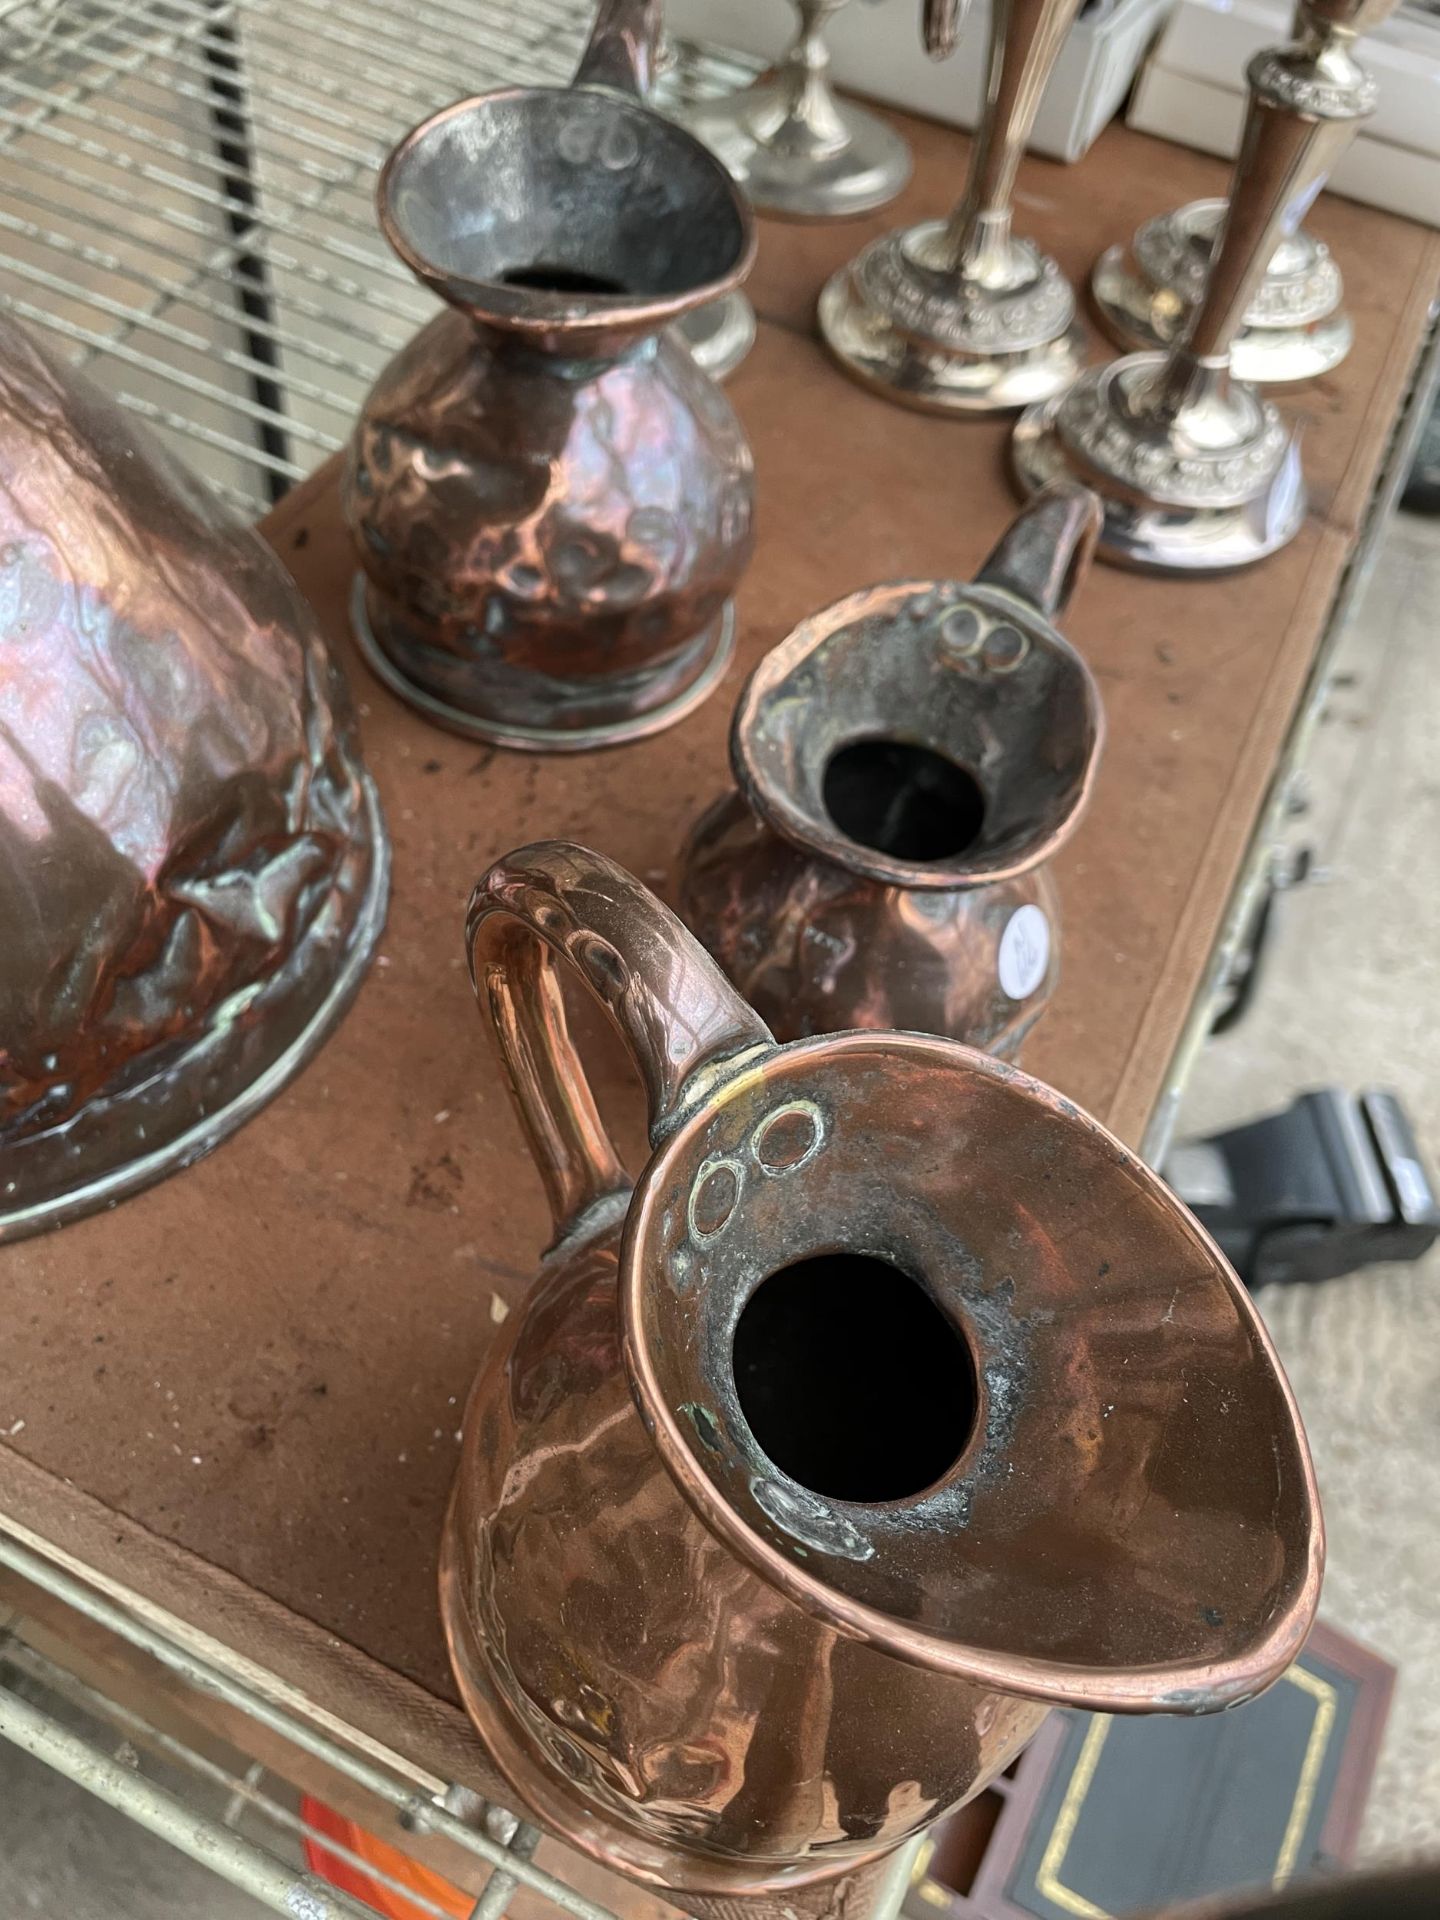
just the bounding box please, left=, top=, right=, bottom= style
left=0, top=0, right=758, bottom=513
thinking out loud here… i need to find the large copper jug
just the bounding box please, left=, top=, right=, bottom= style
left=443, top=843, right=1322, bottom=1905
left=0, top=315, right=387, bottom=1241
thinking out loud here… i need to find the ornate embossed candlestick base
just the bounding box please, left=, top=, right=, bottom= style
left=1014, top=0, right=1398, bottom=571
left=344, top=0, right=756, bottom=750
left=681, top=0, right=911, bottom=219
left=651, top=38, right=757, bottom=380
left=819, top=0, right=1088, bottom=415
left=1091, top=197, right=1352, bottom=386
left=676, top=486, right=1104, bottom=1058
left=443, top=840, right=1321, bottom=1901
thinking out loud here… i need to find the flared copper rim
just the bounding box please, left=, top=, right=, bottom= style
left=620, top=1030, right=1323, bottom=1710
left=729, top=581, right=1107, bottom=893
left=376, top=87, right=758, bottom=341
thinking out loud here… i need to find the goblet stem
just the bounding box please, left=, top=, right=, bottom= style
left=940, top=0, right=1086, bottom=280
left=767, top=0, right=851, bottom=154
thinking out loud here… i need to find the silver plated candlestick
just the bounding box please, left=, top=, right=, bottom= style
left=1013, top=0, right=1398, bottom=572
left=1091, top=197, right=1352, bottom=387
left=682, top=1, right=912, bottom=220
left=675, top=287, right=758, bottom=380
left=818, top=0, right=1088, bottom=415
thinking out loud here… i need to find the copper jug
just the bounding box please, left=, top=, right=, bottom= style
left=343, top=0, right=757, bottom=753
left=0, top=314, right=388, bottom=1242
left=443, top=841, right=1321, bottom=1905
left=676, top=484, right=1103, bottom=1057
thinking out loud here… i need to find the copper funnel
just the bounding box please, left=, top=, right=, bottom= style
left=677, top=484, right=1104, bottom=1057
left=0, top=314, right=388, bottom=1242
left=441, top=841, right=1321, bottom=1903
left=344, top=0, right=757, bottom=753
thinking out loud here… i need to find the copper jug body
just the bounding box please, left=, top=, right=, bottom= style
left=344, top=0, right=757, bottom=753
left=677, top=485, right=1103, bottom=1057
left=442, top=841, right=1321, bottom=1902
left=0, top=314, right=388, bottom=1242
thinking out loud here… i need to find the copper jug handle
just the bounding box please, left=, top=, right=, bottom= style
left=468, top=842, right=774, bottom=1245
left=573, top=0, right=660, bottom=97
left=974, top=481, right=1101, bottom=620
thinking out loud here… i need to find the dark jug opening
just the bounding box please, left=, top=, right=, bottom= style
left=731, top=1252, right=978, bottom=1503
left=821, top=737, right=988, bottom=866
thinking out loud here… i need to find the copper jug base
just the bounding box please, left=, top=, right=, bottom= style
left=1, top=777, right=389, bottom=1243
left=350, top=579, right=736, bottom=754
left=438, top=1504, right=900, bottom=1902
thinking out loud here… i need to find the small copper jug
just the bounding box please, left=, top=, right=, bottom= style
left=677, top=484, right=1103, bottom=1057
left=344, top=0, right=757, bottom=753
left=0, top=314, right=388, bottom=1242
left=443, top=841, right=1321, bottom=1905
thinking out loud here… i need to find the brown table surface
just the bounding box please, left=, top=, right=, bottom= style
left=2, top=109, right=1438, bottom=1809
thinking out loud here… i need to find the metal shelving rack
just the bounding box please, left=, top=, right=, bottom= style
left=0, top=7, right=808, bottom=1916
left=0, top=0, right=756, bottom=513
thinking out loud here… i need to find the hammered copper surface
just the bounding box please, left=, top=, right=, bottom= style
left=677, top=485, right=1103, bottom=1055
left=442, top=841, right=1321, bottom=1900
left=343, top=0, right=757, bottom=751
left=0, top=314, right=387, bottom=1243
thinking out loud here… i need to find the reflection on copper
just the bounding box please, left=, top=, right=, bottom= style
left=441, top=841, right=1321, bottom=1908
left=343, top=0, right=756, bottom=753
left=677, top=485, right=1104, bottom=1057
left=0, top=313, right=388, bottom=1241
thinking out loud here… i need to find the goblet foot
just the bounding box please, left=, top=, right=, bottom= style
left=683, top=85, right=910, bottom=220
left=674, top=290, right=757, bottom=381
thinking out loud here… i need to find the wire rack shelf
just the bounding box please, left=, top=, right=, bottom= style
left=0, top=0, right=758, bottom=514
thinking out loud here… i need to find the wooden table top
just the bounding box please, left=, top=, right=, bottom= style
left=2, top=108, right=1436, bottom=1817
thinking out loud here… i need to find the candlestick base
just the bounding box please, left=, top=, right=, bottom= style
left=818, top=220, right=1089, bottom=416
left=1090, top=200, right=1352, bottom=388
left=675, top=291, right=757, bottom=381
left=682, top=82, right=910, bottom=220
left=1011, top=352, right=1307, bottom=573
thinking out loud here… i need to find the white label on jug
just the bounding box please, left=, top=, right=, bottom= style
left=998, top=906, right=1050, bottom=1001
